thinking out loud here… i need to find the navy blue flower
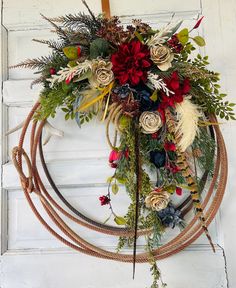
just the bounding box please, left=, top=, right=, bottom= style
left=136, top=89, right=158, bottom=111
left=113, top=84, right=134, bottom=99
left=157, top=205, right=183, bottom=228
left=150, top=150, right=166, bottom=168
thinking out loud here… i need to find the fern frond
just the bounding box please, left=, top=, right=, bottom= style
left=51, top=13, right=101, bottom=37
left=32, top=38, right=65, bottom=52
left=30, top=76, right=46, bottom=88
left=10, top=57, right=49, bottom=70
left=40, top=14, right=69, bottom=42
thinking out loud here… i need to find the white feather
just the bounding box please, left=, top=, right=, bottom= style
left=175, top=97, right=202, bottom=152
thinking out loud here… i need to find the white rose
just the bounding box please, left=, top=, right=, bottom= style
left=139, top=111, right=162, bottom=134
left=92, top=60, right=114, bottom=87
left=150, top=45, right=174, bottom=71
left=145, top=190, right=170, bottom=211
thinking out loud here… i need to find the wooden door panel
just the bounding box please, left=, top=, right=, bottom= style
left=0, top=0, right=229, bottom=287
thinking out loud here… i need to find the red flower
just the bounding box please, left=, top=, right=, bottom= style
left=165, top=162, right=180, bottom=174
left=109, top=150, right=120, bottom=162
left=111, top=40, right=151, bottom=86
left=99, top=195, right=110, bottom=206
left=109, top=150, right=120, bottom=168
left=109, top=149, right=128, bottom=168
left=164, top=142, right=176, bottom=151
left=176, top=187, right=183, bottom=196
left=170, top=164, right=180, bottom=174
left=160, top=71, right=190, bottom=109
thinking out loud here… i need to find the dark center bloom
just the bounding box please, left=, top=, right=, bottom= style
left=136, top=89, right=158, bottom=111
left=111, top=40, right=151, bottom=86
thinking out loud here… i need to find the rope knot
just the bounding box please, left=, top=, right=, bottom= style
left=12, top=146, right=34, bottom=194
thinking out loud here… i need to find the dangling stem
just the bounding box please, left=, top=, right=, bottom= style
left=132, top=120, right=142, bottom=279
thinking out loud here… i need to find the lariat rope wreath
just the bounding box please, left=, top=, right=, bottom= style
left=10, top=1, right=233, bottom=286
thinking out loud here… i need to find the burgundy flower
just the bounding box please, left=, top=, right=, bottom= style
left=151, top=132, right=159, bottom=139
left=168, top=34, right=183, bottom=53
left=165, top=162, right=180, bottom=174
left=99, top=195, right=110, bottom=206
left=160, top=71, right=190, bottom=109
left=111, top=40, right=151, bottom=86
left=164, top=142, right=176, bottom=152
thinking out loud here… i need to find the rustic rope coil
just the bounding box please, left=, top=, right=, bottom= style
left=12, top=101, right=227, bottom=263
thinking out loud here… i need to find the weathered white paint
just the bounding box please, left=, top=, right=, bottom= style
left=1, top=0, right=235, bottom=287
left=201, top=1, right=236, bottom=287
left=0, top=248, right=227, bottom=288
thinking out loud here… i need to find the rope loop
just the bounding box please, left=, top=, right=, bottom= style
left=12, top=146, right=34, bottom=194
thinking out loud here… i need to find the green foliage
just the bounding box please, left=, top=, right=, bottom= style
left=114, top=216, right=127, bottom=225
left=192, top=126, right=216, bottom=176
left=36, top=84, right=69, bottom=119
left=185, top=54, right=236, bottom=120
left=53, top=11, right=101, bottom=37
left=89, top=38, right=110, bottom=59
left=111, top=183, right=119, bottom=194
left=192, top=35, right=206, bottom=46
left=78, top=110, right=97, bottom=124
left=177, top=42, right=196, bottom=62
left=177, top=28, right=189, bottom=45
left=63, top=46, right=79, bottom=60
left=140, top=133, right=163, bottom=157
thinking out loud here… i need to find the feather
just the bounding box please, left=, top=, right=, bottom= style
left=175, top=97, right=202, bottom=152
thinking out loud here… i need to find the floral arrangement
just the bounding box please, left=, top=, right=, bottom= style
left=12, top=2, right=234, bottom=287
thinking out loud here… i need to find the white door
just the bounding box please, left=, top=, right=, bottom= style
left=1, top=0, right=234, bottom=287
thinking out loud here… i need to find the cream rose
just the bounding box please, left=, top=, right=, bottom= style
left=150, top=45, right=174, bottom=71
left=145, top=190, right=170, bottom=211
left=139, top=111, right=162, bottom=134
left=92, top=60, right=114, bottom=87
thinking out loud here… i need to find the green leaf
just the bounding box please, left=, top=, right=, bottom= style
left=68, top=60, right=78, bottom=67
left=65, top=113, right=70, bottom=120
left=90, top=38, right=110, bottom=59
left=150, top=90, right=158, bottom=102
left=63, top=46, right=78, bottom=60
left=134, top=31, right=144, bottom=43
left=116, top=177, right=126, bottom=184
left=112, top=183, right=119, bottom=195
left=62, top=82, right=72, bottom=93
left=192, top=36, right=206, bottom=47
left=164, top=185, right=176, bottom=194
left=114, top=216, right=127, bottom=225
left=177, top=28, right=189, bottom=45
left=119, top=115, right=131, bottom=129
left=106, top=176, right=113, bottom=184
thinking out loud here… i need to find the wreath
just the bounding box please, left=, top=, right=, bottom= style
left=11, top=1, right=234, bottom=287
